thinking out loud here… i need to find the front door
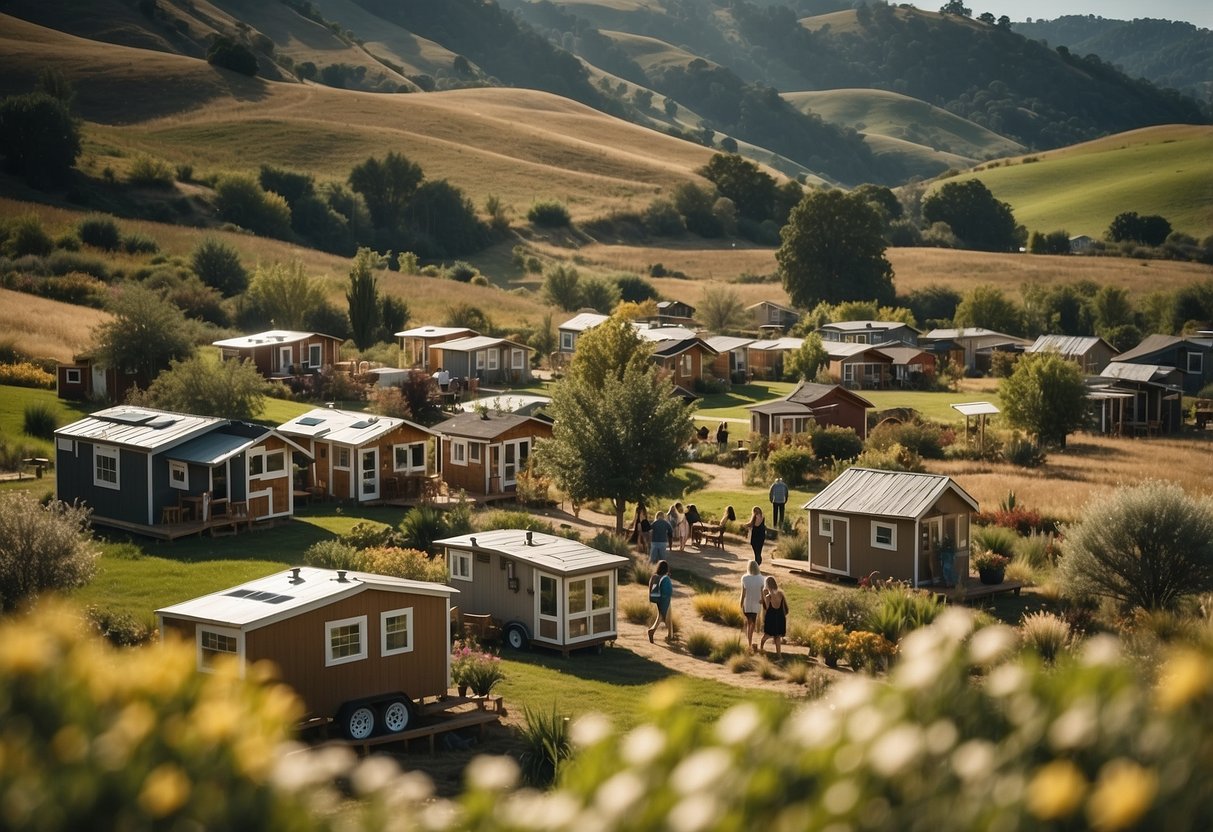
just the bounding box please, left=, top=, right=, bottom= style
left=359, top=448, right=379, bottom=500
left=924, top=516, right=943, bottom=582
left=535, top=572, right=559, bottom=643
left=813, top=516, right=849, bottom=575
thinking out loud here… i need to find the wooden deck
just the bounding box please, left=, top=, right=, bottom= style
left=91, top=514, right=267, bottom=541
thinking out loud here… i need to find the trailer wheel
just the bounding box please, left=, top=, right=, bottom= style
left=381, top=698, right=412, bottom=733
left=340, top=704, right=376, bottom=740
left=504, top=623, right=529, bottom=650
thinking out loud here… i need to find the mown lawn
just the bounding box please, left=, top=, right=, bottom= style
left=0, top=385, right=92, bottom=460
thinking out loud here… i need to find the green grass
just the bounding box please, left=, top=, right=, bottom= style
left=256, top=396, right=329, bottom=426
left=862, top=388, right=1003, bottom=424
left=0, top=386, right=92, bottom=460
left=695, top=381, right=795, bottom=421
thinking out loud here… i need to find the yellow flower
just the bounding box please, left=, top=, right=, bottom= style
left=1087, top=759, right=1157, bottom=831
left=1026, top=760, right=1087, bottom=820
left=138, top=763, right=191, bottom=818
left=0, top=628, right=52, bottom=675
left=1155, top=648, right=1212, bottom=711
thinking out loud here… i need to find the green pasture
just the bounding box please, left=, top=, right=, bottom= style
left=0, top=385, right=91, bottom=459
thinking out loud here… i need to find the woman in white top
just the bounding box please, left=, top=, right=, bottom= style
left=669, top=502, right=689, bottom=552
left=739, top=560, right=765, bottom=652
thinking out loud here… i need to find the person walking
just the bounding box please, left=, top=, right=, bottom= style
left=769, top=476, right=789, bottom=528
left=743, top=506, right=767, bottom=565
left=716, top=421, right=729, bottom=453
left=739, top=560, right=765, bottom=652
left=647, top=560, right=674, bottom=643
left=630, top=503, right=650, bottom=555
left=759, top=575, right=788, bottom=657
left=670, top=502, right=689, bottom=552
left=649, top=510, right=673, bottom=564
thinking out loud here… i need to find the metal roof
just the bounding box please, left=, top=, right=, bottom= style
left=651, top=337, right=718, bottom=358
left=922, top=328, right=1027, bottom=343
left=1100, top=362, right=1180, bottom=384
left=823, top=342, right=890, bottom=359
left=745, top=300, right=797, bottom=313
left=705, top=335, right=754, bottom=352
left=749, top=337, right=804, bottom=351
left=558, top=312, right=609, bottom=332
left=433, top=410, right=548, bottom=440
left=633, top=325, right=699, bottom=342
left=951, top=401, right=1000, bottom=417
left=1113, top=334, right=1184, bottom=363
left=212, top=330, right=332, bottom=349
left=436, top=529, right=630, bottom=575
left=278, top=408, right=434, bottom=445
left=804, top=467, right=978, bottom=518
left=395, top=325, right=476, bottom=339
left=432, top=335, right=530, bottom=353
left=56, top=406, right=224, bottom=451
left=1026, top=335, right=1108, bottom=356
left=167, top=428, right=266, bottom=465
left=874, top=346, right=931, bottom=364
left=156, top=567, right=456, bottom=631
left=821, top=320, right=918, bottom=333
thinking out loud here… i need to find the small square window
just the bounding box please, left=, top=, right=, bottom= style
left=819, top=516, right=833, bottom=538
left=1188, top=352, right=1204, bottom=374
left=560, top=332, right=574, bottom=351
left=325, top=615, right=368, bottom=666
left=872, top=523, right=897, bottom=550
left=65, top=368, right=81, bottom=384
left=94, top=444, right=119, bottom=490
left=381, top=608, right=413, bottom=656
left=169, top=460, right=188, bottom=490
left=198, top=627, right=241, bottom=672
left=449, top=550, right=473, bottom=581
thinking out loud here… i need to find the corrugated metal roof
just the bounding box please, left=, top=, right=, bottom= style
left=156, top=567, right=456, bottom=630
left=56, top=406, right=224, bottom=451
left=167, top=428, right=266, bottom=465
left=633, top=325, right=698, bottom=342
left=436, top=529, right=629, bottom=575
left=212, top=330, right=326, bottom=349
left=923, top=327, right=1024, bottom=342
left=278, top=408, right=434, bottom=445
left=1100, top=362, right=1178, bottom=384
left=434, top=335, right=530, bottom=352
left=951, top=401, right=1000, bottom=417
left=1113, top=334, right=1183, bottom=363
left=705, top=335, right=754, bottom=352
left=821, top=320, right=918, bottom=333
left=749, top=337, right=803, bottom=351
left=823, top=342, right=889, bottom=359
left=1026, top=335, right=1106, bottom=356
left=558, top=312, right=609, bottom=332
left=804, top=467, right=978, bottom=518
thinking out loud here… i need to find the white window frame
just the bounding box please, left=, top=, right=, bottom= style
left=197, top=625, right=243, bottom=673
left=380, top=607, right=414, bottom=657
left=93, top=444, right=120, bottom=490
left=819, top=516, right=834, bottom=539
left=475, top=351, right=486, bottom=370
left=871, top=522, right=897, bottom=551
left=451, top=440, right=467, bottom=466
left=487, top=349, right=499, bottom=371
left=65, top=368, right=81, bottom=384
left=308, top=343, right=322, bottom=368
left=394, top=442, right=426, bottom=473
left=169, top=459, right=189, bottom=490
left=469, top=442, right=482, bottom=463
left=680, top=354, right=693, bottom=376
left=325, top=615, right=368, bottom=667
left=511, top=348, right=525, bottom=370
left=843, top=364, right=855, bottom=383
left=279, top=345, right=292, bottom=372
left=560, top=332, right=574, bottom=351
left=1188, top=352, right=1204, bottom=374
left=249, top=449, right=287, bottom=479
left=335, top=447, right=351, bottom=469
left=449, top=549, right=473, bottom=582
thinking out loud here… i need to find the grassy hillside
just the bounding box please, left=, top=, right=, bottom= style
left=311, top=0, right=461, bottom=77
left=938, top=125, right=1213, bottom=239
left=0, top=289, right=110, bottom=364
left=601, top=29, right=718, bottom=72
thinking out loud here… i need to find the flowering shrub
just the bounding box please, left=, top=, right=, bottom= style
left=0, top=361, right=56, bottom=389
left=973, top=551, right=1011, bottom=572
left=451, top=640, right=505, bottom=695
left=844, top=629, right=896, bottom=673
left=806, top=622, right=847, bottom=667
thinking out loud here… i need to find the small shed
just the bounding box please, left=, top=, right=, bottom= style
left=803, top=467, right=978, bottom=587
left=649, top=336, right=718, bottom=389
left=157, top=567, right=457, bottom=739
left=1026, top=335, right=1116, bottom=375
left=746, top=300, right=800, bottom=332
left=705, top=335, right=754, bottom=383
left=395, top=325, right=477, bottom=371
left=747, top=381, right=873, bottom=439
left=435, top=529, right=630, bottom=654
left=428, top=335, right=533, bottom=385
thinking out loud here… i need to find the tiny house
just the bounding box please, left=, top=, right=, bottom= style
left=435, top=529, right=630, bottom=655
left=434, top=411, right=553, bottom=498
left=157, top=566, right=458, bottom=739
left=211, top=330, right=343, bottom=379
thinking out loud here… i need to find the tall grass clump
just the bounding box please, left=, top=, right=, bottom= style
left=693, top=592, right=745, bottom=628
left=631, top=556, right=654, bottom=586
left=811, top=590, right=875, bottom=631
left=709, top=636, right=746, bottom=664
left=22, top=402, right=58, bottom=439
left=1014, top=530, right=1056, bottom=569
left=725, top=653, right=754, bottom=674
left=127, top=155, right=176, bottom=189
left=684, top=630, right=716, bottom=658
left=865, top=587, right=945, bottom=643
left=621, top=597, right=653, bottom=625
left=77, top=214, right=122, bottom=251
left=518, top=704, right=573, bottom=787
left=122, top=231, right=159, bottom=254
left=775, top=532, right=808, bottom=560
left=972, top=524, right=1018, bottom=557
left=1019, top=612, right=1072, bottom=663
left=398, top=505, right=449, bottom=552
left=303, top=540, right=360, bottom=570
left=360, top=547, right=447, bottom=583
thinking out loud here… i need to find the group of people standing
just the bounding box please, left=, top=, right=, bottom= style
left=630, top=502, right=771, bottom=564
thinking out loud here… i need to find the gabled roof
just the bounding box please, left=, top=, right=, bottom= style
left=633, top=324, right=699, bottom=343
left=705, top=335, right=755, bottom=352
left=395, top=325, right=477, bottom=339
left=436, top=529, right=629, bottom=576
left=804, top=467, right=978, bottom=518
left=1026, top=335, right=1113, bottom=357
left=278, top=408, right=436, bottom=445
left=1100, top=362, right=1183, bottom=385
left=650, top=337, right=718, bottom=358
left=786, top=381, right=874, bottom=409
left=167, top=424, right=309, bottom=466
left=56, top=406, right=224, bottom=451
left=1113, top=334, right=1185, bottom=363
left=875, top=345, right=934, bottom=365
left=922, top=328, right=1028, bottom=344
left=823, top=342, right=893, bottom=360
left=657, top=300, right=694, bottom=313
left=434, top=410, right=551, bottom=440
left=432, top=335, right=531, bottom=353
left=558, top=312, right=609, bottom=332
left=156, top=567, right=456, bottom=631
left=212, top=330, right=339, bottom=349
left=746, top=300, right=798, bottom=314
left=748, top=337, right=804, bottom=351
left=820, top=320, right=919, bottom=333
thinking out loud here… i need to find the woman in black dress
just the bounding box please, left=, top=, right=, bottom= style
left=744, top=505, right=766, bottom=565
left=759, top=575, right=787, bottom=656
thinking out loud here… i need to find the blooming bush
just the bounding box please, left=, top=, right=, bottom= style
left=806, top=622, right=847, bottom=667
left=451, top=640, right=505, bottom=696
left=973, top=551, right=1011, bottom=572
left=843, top=629, right=897, bottom=673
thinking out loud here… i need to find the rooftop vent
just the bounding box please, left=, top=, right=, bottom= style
left=289, top=567, right=303, bottom=584
left=526, top=531, right=534, bottom=546
left=470, top=537, right=477, bottom=548
left=335, top=570, right=349, bottom=583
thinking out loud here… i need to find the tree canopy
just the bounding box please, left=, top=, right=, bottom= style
left=347, top=248, right=382, bottom=350
left=94, top=284, right=195, bottom=387
left=0, top=92, right=81, bottom=185
left=697, top=286, right=748, bottom=333
left=348, top=152, right=423, bottom=232
left=147, top=355, right=268, bottom=421
left=536, top=316, right=694, bottom=532
left=1108, top=211, right=1172, bottom=247
left=776, top=189, right=895, bottom=309
left=999, top=351, right=1088, bottom=448
left=954, top=285, right=1023, bottom=335
left=922, top=179, right=1022, bottom=252
left=699, top=153, right=777, bottom=223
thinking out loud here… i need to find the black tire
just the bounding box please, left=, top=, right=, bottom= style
left=504, top=622, right=529, bottom=651
left=338, top=703, right=376, bottom=740
left=380, top=698, right=412, bottom=733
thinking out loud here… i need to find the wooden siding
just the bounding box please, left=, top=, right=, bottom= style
left=441, top=421, right=552, bottom=496
left=247, top=435, right=293, bottom=518
left=55, top=440, right=151, bottom=526
left=450, top=549, right=537, bottom=629
left=809, top=515, right=917, bottom=583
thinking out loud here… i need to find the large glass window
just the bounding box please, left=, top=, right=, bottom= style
left=539, top=575, right=558, bottom=617
left=566, top=573, right=614, bottom=641
left=394, top=442, right=427, bottom=473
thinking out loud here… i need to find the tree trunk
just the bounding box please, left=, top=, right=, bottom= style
left=614, top=499, right=625, bottom=535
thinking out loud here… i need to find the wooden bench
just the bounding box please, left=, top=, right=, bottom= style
left=693, top=523, right=725, bottom=547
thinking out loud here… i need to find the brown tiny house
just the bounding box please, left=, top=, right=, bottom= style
left=157, top=567, right=458, bottom=740
left=803, top=468, right=977, bottom=587
left=436, top=529, right=630, bottom=655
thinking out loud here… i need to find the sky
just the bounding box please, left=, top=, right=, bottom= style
left=909, top=1, right=1213, bottom=30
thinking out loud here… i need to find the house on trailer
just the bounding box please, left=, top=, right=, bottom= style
left=655, top=300, right=696, bottom=326
left=746, top=337, right=804, bottom=380
left=277, top=408, right=439, bottom=503
left=55, top=406, right=307, bottom=534
left=747, top=300, right=800, bottom=333
left=818, top=320, right=920, bottom=346
left=56, top=353, right=134, bottom=404
left=157, top=566, right=457, bottom=740
left=747, top=382, right=873, bottom=440
left=1025, top=335, right=1116, bottom=375
left=212, top=330, right=343, bottom=379
left=396, top=325, right=477, bottom=372
left=649, top=336, right=718, bottom=390
left=428, top=335, right=533, bottom=386
left=824, top=342, right=894, bottom=389
left=874, top=345, right=936, bottom=388
left=705, top=335, right=754, bottom=383
left=556, top=312, right=608, bottom=364
left=920, top=328, right=1031, bottom=374
left=1113, top=334, right=1213, bottom=397
left=435, top=529, right=630, bottom=655
left=434, top=411, right=553, bottom=499
left=1087, top=363, right=1184, bottom=436
left=803, top=467, right=978, bottom=587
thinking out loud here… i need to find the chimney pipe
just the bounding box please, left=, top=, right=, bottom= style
left=470, top=536, right=477, bottom=548
left=290, top=567, right=303, bottom=583
left=336, top=570, right=348, bottom=582
left=526, top=531, right=534, bottom=546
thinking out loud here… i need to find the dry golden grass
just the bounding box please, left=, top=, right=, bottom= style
left=930, top=433, right=1213, bottom=523
left=307, top=0, right=460, bottom=76
left=0, top=288, right=110, bottom=362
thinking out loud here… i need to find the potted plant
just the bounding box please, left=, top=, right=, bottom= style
left=462, top=651, right=505, bottom=697
left=973, top=551, right=1010, bottom=585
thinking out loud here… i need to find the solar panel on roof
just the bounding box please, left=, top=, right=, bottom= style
left=146, top=417, right=177, bottom=429
left=296, top=416, right=325, bottom=426
left=102, top=410, right=156, bottom=425
left=225, top=589, right=293, bottom=604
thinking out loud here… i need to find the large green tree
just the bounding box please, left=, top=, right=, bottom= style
left=697, top=286, right=748, bottom=333
left=536, top=317, right=694, bottom=533
left=94, top=284, right=195, bottom=387
left=347, top=248, right=382, bottom=350
left=921, top=179, right=1022, bottom=252
left=348, top=152, right=423, bottom=231
left=147, top=356, right=268, bottom=420
left=954, top=285, right=1023, bottom=335
left=785, top=333, right=828, bottom=381
left=1059, top=481, right=1213, bottom=612
left=699, top=153, right=777, bottom=222
left=0, top=92, right=81, bottom=185
left=240, top=261, right=330, bottom=331
left=777, top=189, right=895, bottom=308
left=999, top=351, right=1088, bottom=448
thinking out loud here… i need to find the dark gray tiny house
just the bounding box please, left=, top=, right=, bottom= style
left=436, top=529, right=629, bottom=655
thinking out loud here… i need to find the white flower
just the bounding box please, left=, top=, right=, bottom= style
left=594, top=771, right=647, bottom=820
left=570, top=713, right=612, bottom=748
left=823, top=778, right=860, bottom=815
left=715, top=702, right=762, bottom=745
left=786, top=704, right=841, bottom=749
left=968, top=625, right=1017, bottom=665
left=668, top=795, right=720, bottom=832
left=951, top=739, right=996, bottom=782
left=350, top=755, right=400, bottom=795
left=985, top=664, right=1027, bottom=698
left=621, top=724, right=666, bottom=766
left=671, top=748, right=733, bottom=795
left=1048, top=699, right=1098, bottom=751
left=869, top=725, right=924, bottom=778
left=466, top=754, right=519, bottom=791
